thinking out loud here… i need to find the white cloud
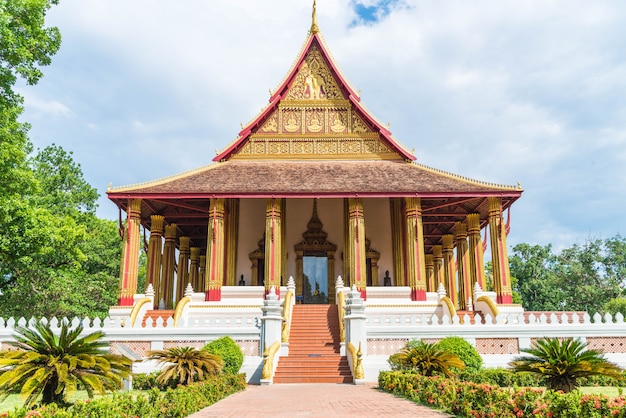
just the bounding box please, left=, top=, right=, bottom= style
left=16, top=0, right=626, bottom=250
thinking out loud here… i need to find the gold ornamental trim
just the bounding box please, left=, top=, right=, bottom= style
left=411, top=162, right=523, bottom=191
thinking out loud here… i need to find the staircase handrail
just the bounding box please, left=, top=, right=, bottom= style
left=173, top=296, right=192, bottom=327
left=261, top=340, right=281, bottom=380
left=281, top=289, right=294, bottom=342
left=346, top=341, right=364, bottom=380
left=337, top=290, right=346, bottom=342
left=129, top=298, right=151, bottom=327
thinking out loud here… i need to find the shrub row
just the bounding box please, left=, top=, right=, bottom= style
left=379, top=371, right=626, bottom=418
left=457, top=367, right=626, bottom=388
left=1, top=373, right=246, bottom=418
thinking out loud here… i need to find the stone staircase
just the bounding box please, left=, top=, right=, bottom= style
left=274, top=304, right=352, bottom=383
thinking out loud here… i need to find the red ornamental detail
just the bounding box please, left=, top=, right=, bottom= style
left=118, top=295, right=134, bottom=307
left=205, top=288, right=221, bottom=301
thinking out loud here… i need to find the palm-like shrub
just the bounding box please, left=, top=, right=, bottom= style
left=389, top=341, right=465, bottom=377
left=147, top=346, right=224, bottom=386
left=0, top=320, right=131, bottom=407
left=509, top=337, right=623, bottom=392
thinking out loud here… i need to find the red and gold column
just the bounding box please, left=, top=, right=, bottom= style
left=442, top=234, right=457, bottom=308
left=176, top=236, right=190, bottom=302
left=455, top=222, right=471, bottom=310
left=189, top=247, right=200, bottom=292
left=488, top=197, right=513, bottom=304
left=117, top=198, right=142, bottom=306
left=146, top=215, right=164, bottom=308
left=404, top=197, right=427, bottom=301
left=425, top=254, right=435, bottom=292
left=467, top=213, right=486, bottom=290
left=348, top=198, right=367, bottom=299
left=206, top=198, right=225, bottom=301
left=432, top=245, right=444, bottom=290
left=264, top=198, right=283, bottom=297
left=161, top=223, right=177, bottom=309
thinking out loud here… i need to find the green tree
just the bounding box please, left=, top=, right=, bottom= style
left=389, top=341, right=465, bottom=377
left=510, top=243, right=565, bottom=311
left=147, top=347, right=224, bottom=386
left=0, top=320, right=131, bottom=407
left=0, top=146, right=121, bottom=319
left=509, top=337, right=622, bottom=393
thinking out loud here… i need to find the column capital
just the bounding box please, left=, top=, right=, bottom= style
left=164, top=223, right=177, bottom=239
left=150, top=215, right=165, bottom=235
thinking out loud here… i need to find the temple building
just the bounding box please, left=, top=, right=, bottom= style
left=107, top=3, right=523, bottom=319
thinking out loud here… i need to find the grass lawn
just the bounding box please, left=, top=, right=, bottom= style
left=0, top=391, right=119, bottom=413
left=579, top=386, right=625, bottom=397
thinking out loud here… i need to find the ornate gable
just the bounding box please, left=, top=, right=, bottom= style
left=216, top=30, right=415, bottom=162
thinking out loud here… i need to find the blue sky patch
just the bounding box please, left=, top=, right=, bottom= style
left=352, top=0, right=400, bottom=25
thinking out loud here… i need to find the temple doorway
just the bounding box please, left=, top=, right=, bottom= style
left=302, top=255, right=329, bottom=304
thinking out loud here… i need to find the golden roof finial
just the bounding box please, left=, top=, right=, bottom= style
left=310, top=0, right=319, bottom=34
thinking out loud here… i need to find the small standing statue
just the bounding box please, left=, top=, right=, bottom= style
left=383, top=270, right=392, bottom=286
left=238, top=274, right=246, bottom=286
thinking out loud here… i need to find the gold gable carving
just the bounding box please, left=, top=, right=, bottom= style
left=286, top=45, right=343, bottom=101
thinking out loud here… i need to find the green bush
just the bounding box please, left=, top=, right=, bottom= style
left=202, top=336, right=244, bottom=375
left=133, top=372, right=177, bottom=391
left=435, top=336, right=482, bottom=371
left=378, top=370, right=626, bottom=417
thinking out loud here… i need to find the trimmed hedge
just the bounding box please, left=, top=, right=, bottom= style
left=435, top=336, right=482, bottom=371
left=2, top=373, right=246, bottom=418
left=379, top=370, right=626, bottom=418
left=203, top=336, right=244, bottom=375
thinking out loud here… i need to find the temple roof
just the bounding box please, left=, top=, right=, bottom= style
left=108, top=160, right=521, bottom=197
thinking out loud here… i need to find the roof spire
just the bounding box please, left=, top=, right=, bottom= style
left=310, top=0, right=319, bottom=34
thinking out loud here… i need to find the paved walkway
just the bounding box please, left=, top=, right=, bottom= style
left=188, top=383, right=451, bottom=418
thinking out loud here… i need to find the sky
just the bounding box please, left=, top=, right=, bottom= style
left=17, top=0, right=626, bottom=251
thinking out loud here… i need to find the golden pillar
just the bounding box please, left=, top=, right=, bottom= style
left=161, top=223, right=177, bottom=309
left=189, top=247, right=200, bottom=291
left=389, top=198, right=406, bottom=286
left=467, top=213, right=486, bottom=290
left=348, top=198, right=367, bottom=298
left=225, top=199, right=240, bottom=286
left=455, top=222, right=471, bottom=310
left=176, top=236, right=190, bottom=302
left=264, top=198, right=283, bottom=297
left=488, top=197, right=514, bottom=304
left=404, top=197, right=427, bottom=301
left=206, top=198, right=226, bottom=301
left=442, top=234, right=457, bottom=308
left=432, top=245, right=444, bottom=290
left=146, top=215, right=164, bottom=308
left=117, top=198, right=142, bottom=306
left=199, top=255, right=206, bottom=292
left=425, top=254, right=435, bottom=292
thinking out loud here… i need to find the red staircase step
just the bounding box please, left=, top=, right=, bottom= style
left=274, top=304, right=352, bottom=384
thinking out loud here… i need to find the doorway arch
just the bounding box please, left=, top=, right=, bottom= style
left=294, top=199, right=337, bottom=304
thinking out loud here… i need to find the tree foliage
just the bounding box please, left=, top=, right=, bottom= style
left=510, top=236, right=626, bottom=313
left=509, top=337, right=623, bottom=393
left=0, top=320, right=131, bottom=407
left=0, top=2, right=122, bottom=319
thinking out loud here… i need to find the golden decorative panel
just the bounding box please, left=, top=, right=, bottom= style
left=286, top=45, right=343, bottom=101
left=282, top=110, right=302, bottom=133
left=328, top=109, right=347, bottom=133
left=352, top=113, right=370, bottom=134
left=305, top=109, right=325, bottom=133
left=232, top=136, right=399, bottom=160
left=260, top=111, right=278, bottom=133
